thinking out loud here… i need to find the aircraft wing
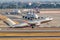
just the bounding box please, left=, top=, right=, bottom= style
left=40, top=17, right=53, bottom=23
left=12, top=23, right=29, bottom=27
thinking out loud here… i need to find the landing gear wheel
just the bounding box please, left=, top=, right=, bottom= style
left=32, top=26, right=34, bottom=28
left=10, top=27, right=12, bottom=28
left=31, top=24, right=35, bottom=28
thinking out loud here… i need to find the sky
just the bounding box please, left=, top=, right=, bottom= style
left=0, top=0, right=60, bottom=2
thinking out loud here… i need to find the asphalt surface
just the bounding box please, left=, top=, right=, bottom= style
left=1, top=29, right=60, bottom=33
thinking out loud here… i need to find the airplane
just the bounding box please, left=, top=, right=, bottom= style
left=0, top=10, right=53, bottom=28
left=10, top=11, right=53, bottom=28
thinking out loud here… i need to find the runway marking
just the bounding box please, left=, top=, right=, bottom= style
left=0, top=36, right=60, bottom=38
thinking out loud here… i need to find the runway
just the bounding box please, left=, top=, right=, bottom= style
left=1, top=29, right=60, bottom=33
left=0, top=27, right=60, bottom=32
